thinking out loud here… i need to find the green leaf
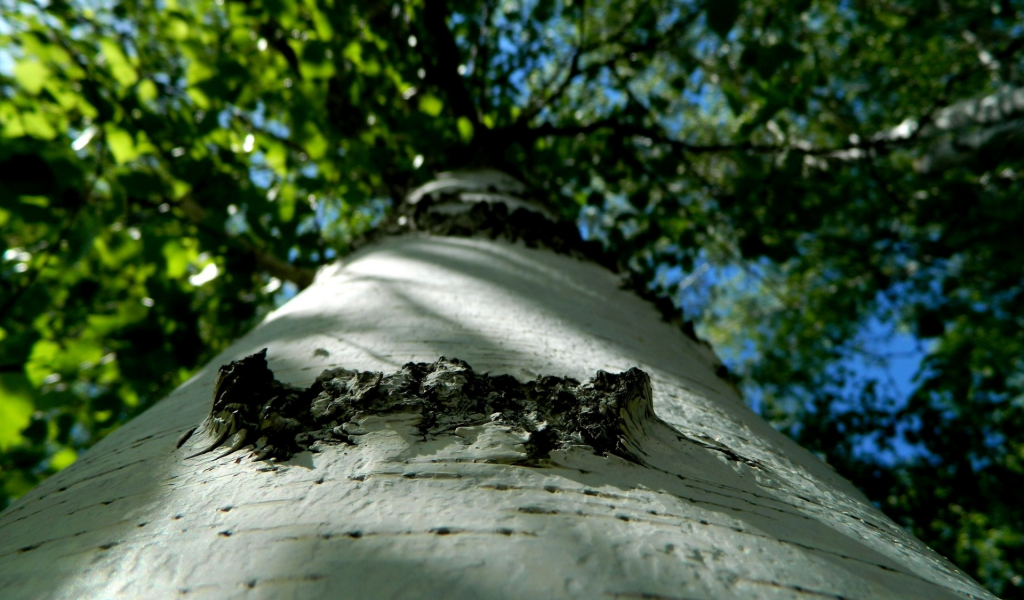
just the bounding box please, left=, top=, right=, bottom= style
left=303, top=129, right=329, bottom=160
left=277, top=184, right=296, bottom=222
left=137, top=79, right=159, bottom=103
left=13, top=60, right=50, bottom=95
left=362, top=59, right=380, bottom=77
left=419, top=94, right=444, bottom=117
left=188, top=87, right=211, bottom=109
left=104, top=124, right=138, bottom=164
left=21, top=112, right=57, bottom=140
left=706, top=0, right=740, bottom=38
left=0, top=375, right=34, bottom=450
left=26, top=338, right=104, bottom=387
left=0, top=104, right=26, bottom=137
left=457, top=117, right=474, bottom=143
left=48, top=447, right=78, bottom=471
left=99, top=40, right=138, bottom=87
left=342, top=42, right=363, bottom=67
left=308, top=3, right=333, bottom=38
left=265, top=142, right=288, bottom=174
left=167, top=17, right=190, bottom=41
left=162, top=239, right=194, bottom=279
left=185, top=48, right=216, bottom=85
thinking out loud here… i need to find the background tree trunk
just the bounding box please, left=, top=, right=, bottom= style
left=0, top=175, right=996, bottom=600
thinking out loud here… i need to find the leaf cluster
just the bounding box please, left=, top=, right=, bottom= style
left=1, top=0, right=1023, bottom=595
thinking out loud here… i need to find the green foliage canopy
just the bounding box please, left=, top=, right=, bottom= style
left=1, top=0, right=1022, bottom=595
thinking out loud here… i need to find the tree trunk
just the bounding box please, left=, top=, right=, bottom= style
left=0, top=172, right=995, bottom=599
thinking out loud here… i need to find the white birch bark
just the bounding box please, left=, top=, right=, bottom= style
left=823, top=86, right=1024, bottom=172
left=0, top=175, right=997, bottom=600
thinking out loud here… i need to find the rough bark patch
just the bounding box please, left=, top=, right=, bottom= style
left=178, top=349, right=655, bottom=464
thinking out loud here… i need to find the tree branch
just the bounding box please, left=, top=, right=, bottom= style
left=516, top=48, right=583, bottom=126
left=172, top=195, right=316, bottom=289
left=250, top=245, right=315, bottom=288
left=421, top=0, right=478, bottom=126
left=502, top=117, right=927, bottom=158
left=470, top=0, right=496, bottom=110
left=259, top=20, right=303, bottom=80
left=514, top=4, right=701, bottom=129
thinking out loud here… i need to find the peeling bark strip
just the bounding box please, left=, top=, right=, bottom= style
left=179, top=349, right=655, bottom=464
left=358, top=192, right=609, bottom=270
